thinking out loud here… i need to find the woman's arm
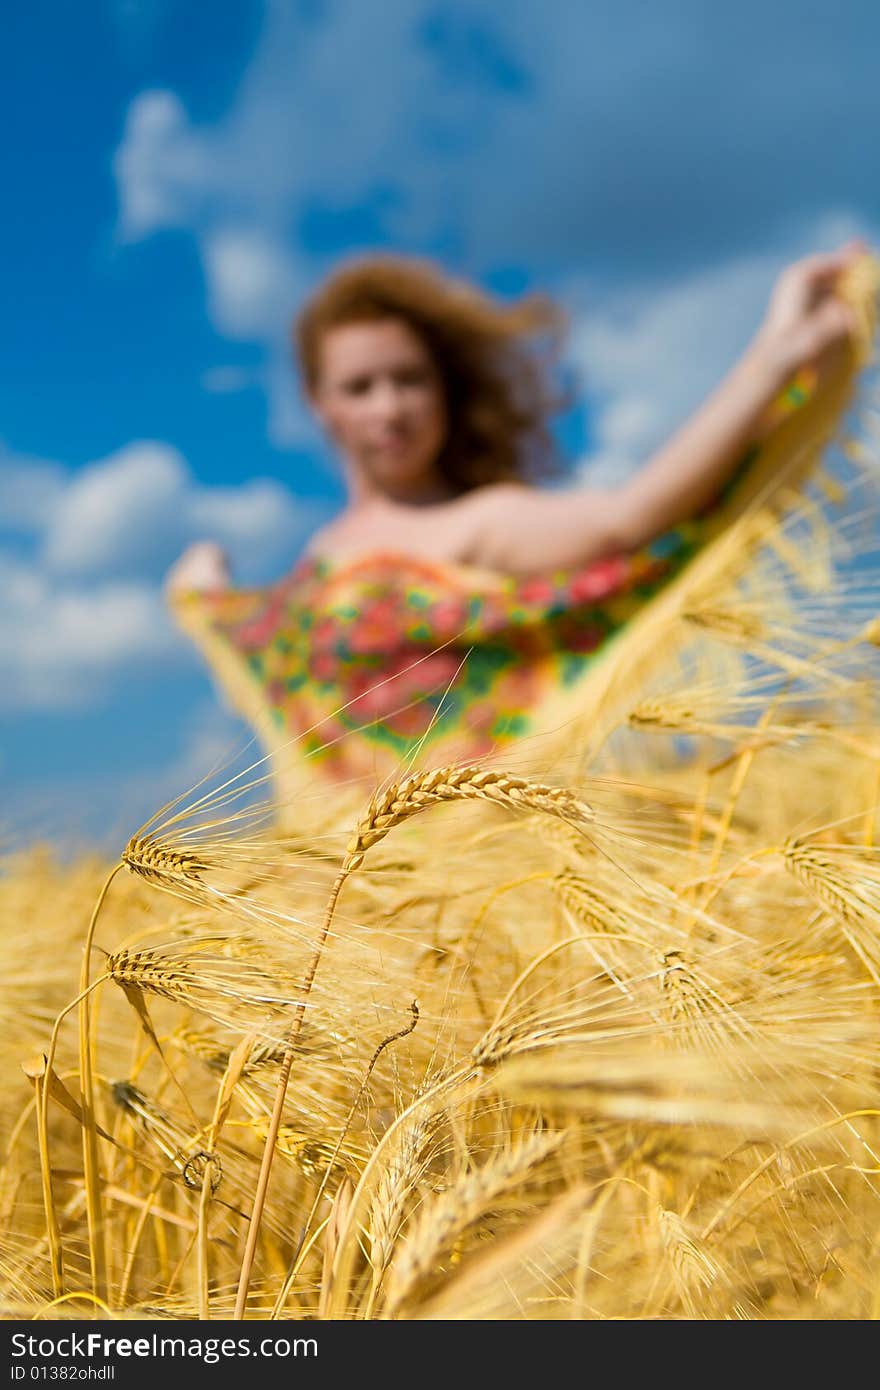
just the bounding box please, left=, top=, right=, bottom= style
left=463, top=242, right=864, bottom=577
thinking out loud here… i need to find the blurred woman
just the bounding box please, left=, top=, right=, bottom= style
left=166, top=243, right=869, bottom=792
left=169, top=243, right=861, bottom=588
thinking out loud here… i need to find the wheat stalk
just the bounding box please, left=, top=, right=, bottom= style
left=385, top=1130, right=564, bottom=1316
left=319, top=1177, right=353, bottom=1318
left=683, top=604, right=766, bottom=645
left=367, top=1115, right=439, bottom=1299
left=658, top=948, right=747, bottom=1053
left=234, top=765, right=593, bottom=1317
left=782, top=838, right=880, bottom=986
left=181, top=1031, right=289, bottom=1073
left=244, top=1115, right=367, bottom=1183
left=553, top=872, right=645, bottom=940
left=657, top=1207, right=724, bottom=1316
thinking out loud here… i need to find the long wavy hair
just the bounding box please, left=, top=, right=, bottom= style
left=293, top=255, right=567, bottom=492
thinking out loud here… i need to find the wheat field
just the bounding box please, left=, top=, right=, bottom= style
left=4, top=434, right=880, bottom=1320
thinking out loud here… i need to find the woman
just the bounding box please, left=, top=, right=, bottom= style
left=166, top=242, right=871, bottom=795
left=169, top=243, right=861, bottom=588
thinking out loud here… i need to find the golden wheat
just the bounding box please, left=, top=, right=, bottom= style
left=6, top=317, right=880, bottom=1318
left=385, top=1129, right=564, bottom=1314
left=122, top=836, right=209, bottom=887
left=345, top=766, right=595, bottom=870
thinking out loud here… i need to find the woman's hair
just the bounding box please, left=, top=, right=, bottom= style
left=293, top=255, right=567, bottom=491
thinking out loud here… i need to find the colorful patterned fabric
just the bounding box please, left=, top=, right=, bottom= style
left=175, top=525, right=699, bottom=778
left=170, top=322, right=873, bottom=795
left=170, top=450, right=772, bottom=784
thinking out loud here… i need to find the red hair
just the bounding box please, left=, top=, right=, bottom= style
left=294, top=255, right=566, bottom=491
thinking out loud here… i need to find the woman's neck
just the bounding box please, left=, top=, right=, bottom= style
left=343, top=469, right=457, bottom=510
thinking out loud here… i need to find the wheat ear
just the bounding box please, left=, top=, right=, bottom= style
left=106, top=948, right=199, bottom=1007
left=345, top=766, right=594, bottom=870
left=385, top=1130, right=564, bottom=1316
left=234, top=765, right=592, bottom=1318
left=122, top=835, right=208, bottom=887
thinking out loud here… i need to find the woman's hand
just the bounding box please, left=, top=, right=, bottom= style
left=751, top=240, right=865, bottom=386
left=164, top=541, right=231, bottom=596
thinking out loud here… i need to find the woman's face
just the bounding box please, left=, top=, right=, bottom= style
left=311, top=317, right=449, bottom=500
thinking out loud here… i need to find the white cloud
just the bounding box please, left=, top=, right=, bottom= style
left=34, top=439, right=328, bottom=580
left=570, top=209, right=877, bottom=485
left=188, top=477, right=310, bottom=552
left=0, top=552, right=181, bottom=712
left=115, top=89, right=212, bottom=239
left=112, top=3, right=880, bottom=456
left=570, top=254, right=775, bottom=485
left=43, top=442, right=186, bottom=574
left=0, top=437, right=334, bottom=712
left=204, top=228, right=303, bottom=339
left=111, top=3, right=503, bottom=443
left=0, top=446, right=68, bottom=531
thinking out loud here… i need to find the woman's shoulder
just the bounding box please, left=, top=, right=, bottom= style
left=456, top=479, right=539, bottom=510
left=301, top=484, right=545, bottom=570
left=448, top=479, right=541, bottom=530
left=302, top=508, right=377, bottom=559
left=301, top=521, right=337, bottom=559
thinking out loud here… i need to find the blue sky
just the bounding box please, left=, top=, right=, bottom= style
left=3, top=0, right=880, bottom=850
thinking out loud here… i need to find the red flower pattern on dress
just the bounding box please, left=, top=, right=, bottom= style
left=567, top=557, right=629, bottom=604
left=179, top=521, right=707, bottom=781
left=517, top=577, right=558, bottom=606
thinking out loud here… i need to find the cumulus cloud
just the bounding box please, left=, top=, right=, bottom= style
left=203, top=228, right=304, bottom=339
left=115, top=89, right=213, bottom=239
left=0, top=437, right=331, bottom=712
left=570, top=253, right=779, bottom=485
left=112, top=1, right=880, bottom=452
left=35, top=439, right=327, bottom=581
left=0, top=446, right=68, bottom=533
left=9, top=1, right=880, bottom=844
left=570, top=208, right=877, bottom=485
left=0, top=551, right=180, bottom=712
left=42, top=442, right=186, bottom=575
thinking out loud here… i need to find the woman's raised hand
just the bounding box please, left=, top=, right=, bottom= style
left=164, top=540, right=231, bottom=596
left=752, top=240, right=866, bottom=385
